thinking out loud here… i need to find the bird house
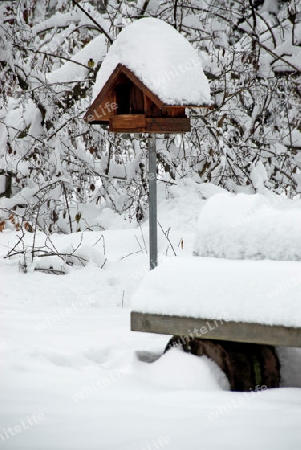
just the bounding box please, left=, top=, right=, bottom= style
left=84, top=18, right=211, bottom=134
left=85, top=63, right=193, bottom=133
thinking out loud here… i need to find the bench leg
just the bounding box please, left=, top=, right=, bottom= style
left=165, top=336, right=280, bottom=391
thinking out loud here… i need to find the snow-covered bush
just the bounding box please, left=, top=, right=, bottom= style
left=194, top=192, right=301, bottom=260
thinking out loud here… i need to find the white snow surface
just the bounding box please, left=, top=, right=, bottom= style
left=93, top=18, right=211, bottom=106
left=131, top=257, right=301, bottom=327
left=194, top=192, right=301, bottom=260
left=1, top=181, right=301, bottom=449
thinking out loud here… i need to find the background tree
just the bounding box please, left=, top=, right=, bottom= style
left=0, top=0, right=300, bottom=234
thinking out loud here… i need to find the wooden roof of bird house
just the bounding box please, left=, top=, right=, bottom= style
left=84, top=18, right=211, bottom=134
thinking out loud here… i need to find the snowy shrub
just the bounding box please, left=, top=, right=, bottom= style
left=194, top=192, right=301, bottom=260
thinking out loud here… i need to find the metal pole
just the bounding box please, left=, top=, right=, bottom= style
left=149, top=135, right=158, bottom=270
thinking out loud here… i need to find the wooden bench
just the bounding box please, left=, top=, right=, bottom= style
left=130, top=258, right=301, bottom=390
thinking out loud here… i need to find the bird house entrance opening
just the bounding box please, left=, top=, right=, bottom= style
left=115, top=74, right=144, bottom=115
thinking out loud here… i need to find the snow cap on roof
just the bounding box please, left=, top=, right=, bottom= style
left=93, top=18, right=211, bottom=106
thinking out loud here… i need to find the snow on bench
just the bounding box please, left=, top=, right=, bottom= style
left=131, top=257, right=301, bottom=347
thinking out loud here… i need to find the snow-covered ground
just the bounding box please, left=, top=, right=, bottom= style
left=1, top=181, right=301, bottom=450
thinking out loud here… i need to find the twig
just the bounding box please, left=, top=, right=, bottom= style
left=31, top=203, right=41, bottom=262
left=34, top=268, right=66, bottom=275
left=134, top=235, right=144, bottom=253
left=61, top=181, right=73, bottom=233
left=100, top=234, right=106, bottom=256
left=6, top=249, right=88, bottom=264
left=138, top=223, right=147, bottom=253
left=6, top=228, right=25, bottom=259
left=120, top=249, right=143, bottom=260
left=158, top=222, right=177, bottom=256
left=72, top=0, right=113, bottom=44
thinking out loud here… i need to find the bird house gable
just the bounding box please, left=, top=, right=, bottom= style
left=84, top=64, right=168, bottom=125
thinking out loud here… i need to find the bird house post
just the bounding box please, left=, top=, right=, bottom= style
left=84, top=18, right=211, bottom=270
left=148, top=135, right=157, bottom=270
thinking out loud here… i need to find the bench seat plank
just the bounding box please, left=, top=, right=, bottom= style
left=131, top=312, right=301, bottom=347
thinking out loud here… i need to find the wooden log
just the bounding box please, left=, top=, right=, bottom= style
left=165, top=336, right=280, bottom=392
left=131, top=312, right=301, bottom=347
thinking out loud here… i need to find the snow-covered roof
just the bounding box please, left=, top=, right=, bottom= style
left=93, top=18, right=211, bottom=106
